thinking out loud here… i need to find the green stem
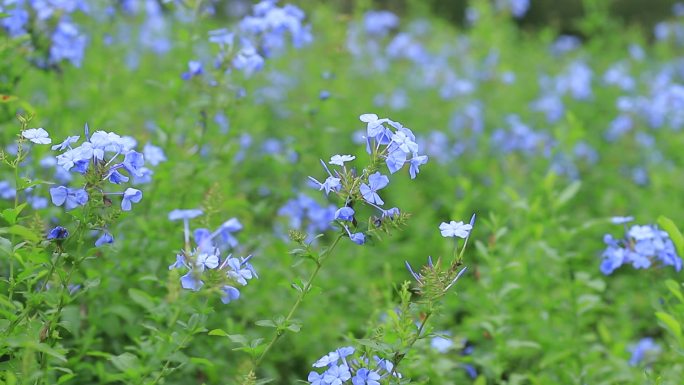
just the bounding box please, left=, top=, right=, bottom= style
left=392, top=310, right=433, bottom=374
left=252, top=234, right=344, bottom=369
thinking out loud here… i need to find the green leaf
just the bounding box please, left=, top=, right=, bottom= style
left=554, top=181, right=581, bottom=209
left=128, top=288, right=156, bottom=312
left=1, top=203, right=27, bottom=225
left=110, top=352, right=140, bottom=373
left=0, top=236, right=11, bottom=256
left=286, top=322, right=301, bottom=333
left=665, top=279, right=684, bottom=303
left=657, top=216, right=684, bottom=257
left=0, top=225, right=40, bottom=243
left=57, top=374, right=76, bottom=384
left=208, top=329, right=230, bottom=337
left=226, top=334, right=248, bottom=345
left=255, top=319, right=277, bottom=328
left=655, top=311, right=682, bottom=340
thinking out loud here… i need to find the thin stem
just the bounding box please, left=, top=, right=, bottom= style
left=253, top=234, right=344, bottom=369
left=392, top=310, right=433, bottom=374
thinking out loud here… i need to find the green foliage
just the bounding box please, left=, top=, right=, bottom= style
left=1, top=0, right=684, bottom=384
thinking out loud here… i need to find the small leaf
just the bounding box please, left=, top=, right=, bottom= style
left=554, top=181, right=581, bottom=208
left=655, top=311, right=682, bottom=340
left=226, top=334, right=249, bottom=345
left=286, top=323, right=301, bottom=333
left=2, top=225, right=40, bottom=243
left=255, top=319, right=277, bottom=328
left=665, top=279, right=684, bottom=303
left=2, top=203, right=27, bottom=225
left=658, top=216, right=684, bottom=257
left=208, top=329, right=230, bottom=337
left=128, top=288, right=156, bottom=312
left=110, top=352, right=140, bottom=373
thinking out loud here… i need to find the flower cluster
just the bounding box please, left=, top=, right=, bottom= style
left=1, top=0, right=89, bottom=67
left=185, top=0, right=312, bottom=80
left=301, top=114, right=428, bottom=245
left=167, top=209, right=256, bottom=304
left=307, top=346, right=401, bottom=385
left=42, top=124, right=163, bottom=246
left=49, top=124, right=153, bottom=213
left=405, top=216, right=474, bottom=298
left=600, top=218, right=682, bottom=275
left=360, top=113, right=428, bottom=178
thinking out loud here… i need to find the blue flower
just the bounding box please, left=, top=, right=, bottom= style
left=121, top=151, right=145, bottom=177
left=95, top=232, right=114, bottom=247
left=225, top=256, right=254, bottom=286
left=351, top=368, right=381, bottom=385
left=329, top=154, right=355, bottom=166
left=220, top=286, right=240, bottom=304
left=22, top=128, right=51, bottom=144
left=51, top=135, right=80, bottom=151
left=610, top=216, right=634, bottom=225
left=180, top=272, right=203, bottom=291
left=335, top=207, right=355, bottom=221
left=323, top=365, right=351, bottom=384
left=50, top=186, right=89, bottom=210
left=409, top=155, right=428, bottom=179
left=196, top=252, right=219, bottom=271
left=50, top=19, right=87, bottom=67
left=168, top=209, right=204, bottom=221
left=169, top=254, right=187, bottom=270
left=309, top=176, right=341, bottom=196
left=47, top=226, right=69, bottom=240
left=360, top=172, right=389, bottom=205
left=385, top=148, right=407, bottom=174
left=307, top=371, right=325, bottom=385
left=121, top=188, right=142, bottom=211
left=439, top=220, right=473, bottom=238
left=181, top=60, right=203, bottom=80
left=143, top=143, right=167, bottom=166
left=233, top=42, right=265, bottom=76
left=628, top=338, right=661, bottom=366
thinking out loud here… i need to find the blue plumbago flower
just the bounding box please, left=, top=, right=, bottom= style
left=496, top=0, right=530, bottom=18
left=628, top=338, right=661, bottom=366
left=278, top=194, right=336, bottom=237
left=169, top=213, right=255, bottom=304
left=47, top=226, right=69, bottom=240
left=309, top=159, right=342, bottom=196
left=307, top=347, right=401, bottom=385
left=319, top=90, right=331, bottom=100
left=600, top=223, right=682, bottom=275
left=49, top=186, right=89, bottom=210
left=181, top=60, right=204, bottom=80
left=168, top=209, right=204, bottom=221
left=611, top=216, right=634, bottom=224
left=220, top=285, right=240, bottom=304
left=360, top=172, right=389, bottom=205
left=439, top=220, right=473, bottom=238
left=95, top=231, right=114, bottom=247
left=335, top=207, right=355, bottom=221
left=51, top=135, right=80, bottom=151
left=330, top=154, right=355, bottom=166
left=120, top=188, right=142, bottom=211
left=22, top=128, right=52, bottom=144
left=358, top=114, right=428, bottom=177
left=232, top=41, right=265, bottom=76
left=50, top=19, right=87, bottom=67
left=143, top=143, right=166, bottom=166
left=0, top=181, right=17, bottom=200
